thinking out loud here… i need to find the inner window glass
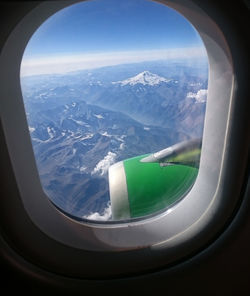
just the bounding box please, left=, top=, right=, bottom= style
left=20, top=0, right=208, bottom=221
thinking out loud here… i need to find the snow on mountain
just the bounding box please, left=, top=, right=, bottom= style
left=47, top=126, right=56, bottom=138
left=112, top=71, right=172, bottom=86
left=28, top=126, right=35, bottom=133
left=94, top=114, right=104, bottom=119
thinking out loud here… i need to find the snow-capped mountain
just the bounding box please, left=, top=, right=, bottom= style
left=113, top=71, right=172, bottom=86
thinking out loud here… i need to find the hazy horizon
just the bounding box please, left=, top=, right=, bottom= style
left=21, top=0, right=206, bottom=77
left=21, top=48, right=207, bottom=77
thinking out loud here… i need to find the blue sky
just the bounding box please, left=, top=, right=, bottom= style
left=21, top=0, right=207, bottom=76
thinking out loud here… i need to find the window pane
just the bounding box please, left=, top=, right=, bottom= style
left=20, top=0, right=208, bottom=221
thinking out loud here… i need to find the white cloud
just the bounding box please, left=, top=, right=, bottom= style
left=187, top=89, right=207, bottom=103
left=20, top=47, right=207, bottom=77
left=92, top=151, right=116, bottom=176
left=82, top=202, right=112, bottom=221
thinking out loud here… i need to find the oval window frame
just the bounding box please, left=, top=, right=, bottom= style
left=0, top=0, right=247, bottom=278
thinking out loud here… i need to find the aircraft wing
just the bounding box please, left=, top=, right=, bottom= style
left=140, top=138, right=202, bottom=167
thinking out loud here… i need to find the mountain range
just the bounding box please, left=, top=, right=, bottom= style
left=21, top=61, right=208, bottom=220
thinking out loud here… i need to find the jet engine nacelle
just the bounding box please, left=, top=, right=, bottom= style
left=109, top=139, right=201, bottom=220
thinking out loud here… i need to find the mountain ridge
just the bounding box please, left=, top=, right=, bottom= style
left=29, top=100, right=188, bottom=218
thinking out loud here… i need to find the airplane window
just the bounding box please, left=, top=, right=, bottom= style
left=2, top=0, right=244, bottom=277
left=20, top=0, right=208, bottom=222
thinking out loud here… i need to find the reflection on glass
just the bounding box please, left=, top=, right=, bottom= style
left=20, top=0, right=208, bottom=221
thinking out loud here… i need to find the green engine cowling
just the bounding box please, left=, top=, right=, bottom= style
left=108, top=139, right=201, bottom=220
